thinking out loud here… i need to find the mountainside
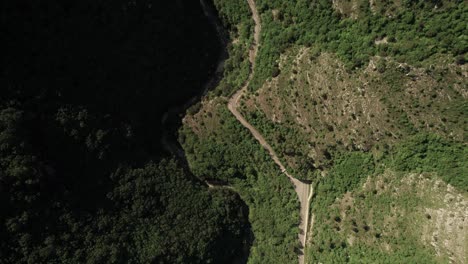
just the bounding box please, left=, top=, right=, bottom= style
left=242, top=48, right=466, bottom=180
left=181, top=0, right=467, bottom=263
left=1, top=0, right=466, bottom=263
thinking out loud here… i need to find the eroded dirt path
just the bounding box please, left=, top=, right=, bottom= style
left=227, top=1, right=312, bottom=263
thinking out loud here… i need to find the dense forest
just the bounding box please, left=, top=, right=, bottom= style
left=1, top=1, right=251, bottom=263
left=2, top=0, right=466, bottom=263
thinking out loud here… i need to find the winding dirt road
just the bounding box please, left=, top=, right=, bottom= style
left=227, top=1, right=312, bottom=263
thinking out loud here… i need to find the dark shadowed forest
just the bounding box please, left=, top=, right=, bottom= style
left=2, top=0, right=466, bottom=263
left=0, top=1, right=250, bottom=263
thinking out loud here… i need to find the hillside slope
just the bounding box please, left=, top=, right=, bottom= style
left=180, top=0, right=467, bottom=263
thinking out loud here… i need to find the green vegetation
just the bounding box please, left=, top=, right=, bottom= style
left=308, top=134, right=467, bottom=263
left=249, top=0, right=467, bottom=90
left=207, top=0, right=254, bottom=97
left=309, top=170, right=451, bottom=263
left=241, top=47, right=466, bottom=180
left=388, top=133, right=468, bottom=191
left=245, top=108, right=319, bottom=180
left=0, top=136, right=249, bottom=262
left=181, top=0, right=467, bottom=263
left=1, top=1, right=251, bottom=263
left=317, top=152, right=375, bottom=204
left=181, top=103, right=300, bottom=263
left=181, top=3, right=303, bottom=262
left=4, top=0, right=466, bottom=263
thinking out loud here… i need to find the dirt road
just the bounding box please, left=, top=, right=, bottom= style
left=227, top=1, right=312, bottom=263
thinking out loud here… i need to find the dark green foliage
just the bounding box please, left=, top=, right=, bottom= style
left=389, top=133, right=468, bottom=191
left=315, top=152, right=375, bottom=208
left=213, top=0, right=252, bottom=27
left=0, top=1, right=250, bottom=262
left=245, top=109, right=318, bottom=181
left=180, top=106, right=300, bottom=263
left=0, top=157, right=249, bottom=263
left=2, top=0, right=222, bottom=152
left=210, top=0, right=253, bottom=97
left=308, top=135, right=466, bottom=262
left=247, top=0, right=467, bottom=90
left=107, top=160, right=250, bottom=264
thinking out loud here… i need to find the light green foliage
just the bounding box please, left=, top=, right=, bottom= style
left=107, top=160, right=249, bottom=263
left=308, top=134, right=467, bottom=263
left=309, top=171, right=445, bottom=263
left=310, top=152, right=376, bottom=232
left=318, top=153, right=375, bottom=202
left=248, top=0, right=467, bottom=90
